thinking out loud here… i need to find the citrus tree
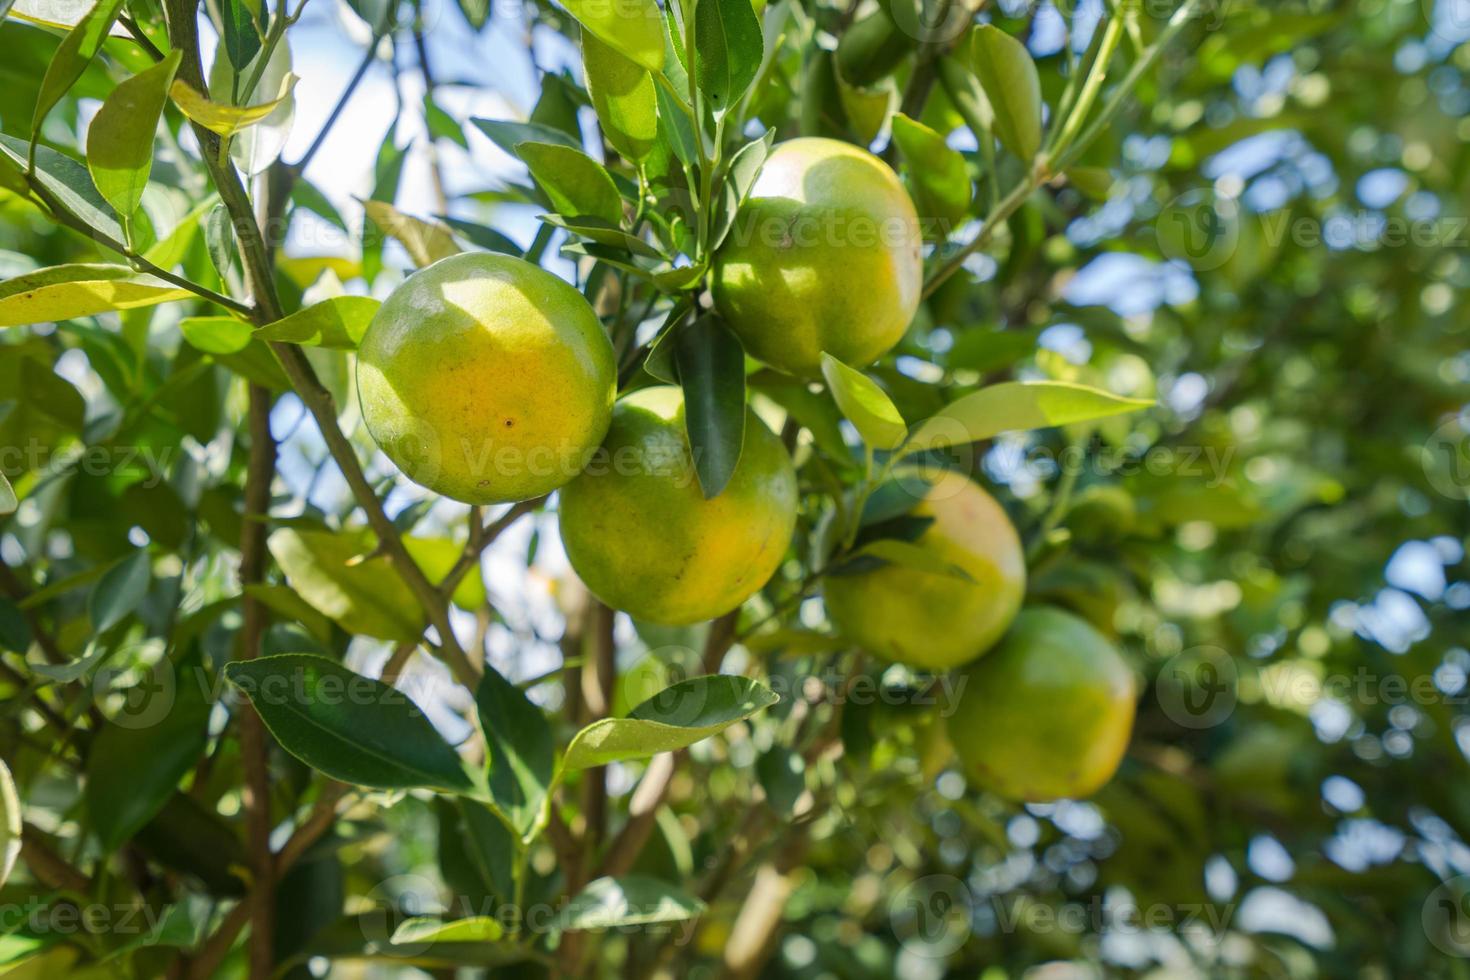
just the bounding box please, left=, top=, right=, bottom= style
left=2, top=0, right=1469, bottom=976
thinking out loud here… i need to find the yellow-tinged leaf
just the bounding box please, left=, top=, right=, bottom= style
left=362, top=201, right=461, bottom=268
left=169, top=73, right=298, bottom=136
left=0, top=264, right=192, bottom=327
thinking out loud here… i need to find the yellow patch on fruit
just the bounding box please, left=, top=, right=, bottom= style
left=356, top=252, right=616, bottom=504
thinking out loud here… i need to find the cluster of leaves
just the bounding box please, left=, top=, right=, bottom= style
left=0, top=0, right=1468, bottom=976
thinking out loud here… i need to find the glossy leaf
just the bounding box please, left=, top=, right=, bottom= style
left=32, top=0, right=125, bottom=136
left=254, top=296, right=380, bottom=349
left=820, top=352, right=906, bottom=450
left=694, top=0, right=763, bottom=111
left=439, top=215, right=522, bottom=255
left=559, top=0, right=663, bottom=72
left=518, top=141, right=623, bottom=225
left=970, top=24, right=1042, bottom=163
left=0, top=473, right=15, bottom=516
left=86, top=658, right=212, bottom=849
left=559, top=875, right=704, bottom=930
left=889, top=112, right=970, bottom=226
left=225, top=654, right=474, bottom=792
left=470, top=117, right=581, bottom=157
left=711, top=128, right=773, bottom=251
left=0, top=264, right=193, bottom=327
left=88, top=549, right=151, bottom=632
left=675, top=314, right=747, bottom=498
left=391, top=916, right=506, bottom=945
left=582, top=28, right=658, bottom=161
left=86, top=50, right=182, bottom=220
left=179, top=315, right=253, bottom=355
left=474, top=663, right=553, bottom=838
left=268, top=528, right=422, bottom=642
left=562, top=675, right=779, bottom=770
left=905, top=380, right=1152, bottom=451
left=0, top=134, right=125, bottom=242
left=219, top=0, right=263, bottom=71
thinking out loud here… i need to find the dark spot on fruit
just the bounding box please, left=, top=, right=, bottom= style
left=504, top=418, right=515, bottom=428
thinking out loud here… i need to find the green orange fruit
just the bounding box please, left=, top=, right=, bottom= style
left=558, top=387, right=798, bottom=625
left=711, top=137, right=923, bottom=376
left=948, top=607, right=1137, bottom=802
left=356, top=253, right=615, bottom=504
left=823, top=471, right=1025, bottom=670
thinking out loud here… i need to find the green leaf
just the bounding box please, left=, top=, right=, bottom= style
left=362, top=201, right=462, bottom=269
left=474, top=663, right=553, bottom=838
left=86, top=658, right=212, bottom=850
left=169, top=71, right=297, bottom=136
left=820, top=352, right=906, bottom=450
left=204, top=203, right=238, bottom=285
left=559, top=875, right=705, bottom=930
left=32, top=0, right=125, bottom=137
left=88, top=549, right=151, bottom=632
left=423, top=92, right=469, bottom=149
left=694, top=0, right=763, bottom=111
left=562, top=675, right=778, bottom=770
left=675, top=314, right=747, bottom=499
left=846, top=538, right=974, bottom=582
left=439, top=216, right=522, bottom=255
left=905, top=380, right=1153, bottom=452
left=0, top=264, right=193, bottom=327
left=267, top=528, right=424, bottom=642
left=470, top=117, right=581, bottom=157
left=219, top=0, right=263, bottom=72
left=456, top=0, right=490, bottom=29
left=970, top=24, right=1042, bottom=163
left=0, top=472, right=15, bottom=516
left=0, top=133, right=125, bottom=242
left=655, top=82, right=697, bottom=168
left=254, top=296, right=380, bottom=349
left=710, top=128, right=773, bottom=251
left=292, top=180, right=347, bottom=231
left=179, top=315, right=253, bottom=355
left=889, top=112, right=970, bottom=226
left=0, top=758, right=18, bottom=888
left=541, top=213, right=664, bottom=258
left=86, top=50, right=182, bottom=220
left=224, top=654, right=474, bottom=792
left=518, top=141, right=623, bottom=225
left=582, top=27, right=658, bottom=162
left=391, top=917, right=506, bottom=945
left=559, top=0, right=663, bottom=71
